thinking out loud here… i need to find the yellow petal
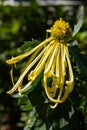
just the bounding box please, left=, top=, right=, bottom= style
left=6, top=37, right=53, bottom=64
left=44, top=74, right=62, bottom=104
left=7, top=45, right=46, bottom=94
left=44, top=42, right=58, bottom=74
left=50, top=103, right=58, bottom=109
left=35, top=40, right=56, bottom=76
left=65, top=46, right=74, bottom=92
left=10, top=64, right=15, bottom=86
left=19, top=81, right=32, bottom=93
left=20, top=41, right=57, bottom=94
left=60, top=45, right=74, bottom=102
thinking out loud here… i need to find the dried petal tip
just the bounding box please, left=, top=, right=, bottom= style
left=51, top=18, right=72, bottom=43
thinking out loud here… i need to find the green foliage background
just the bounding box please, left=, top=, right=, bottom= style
left=0, top=2, right=87, bottom=130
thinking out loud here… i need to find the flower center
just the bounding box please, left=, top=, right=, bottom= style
left=51, top=18, right=72, bottom=43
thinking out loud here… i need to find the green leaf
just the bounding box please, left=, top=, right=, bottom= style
left=11, top=21, right=21, bottom=34
left=59, top=118, right=69, bottom=129
left=18, top=95, right=33, bottom=111
left=35, top=123, right=46, bottom=130
left=0, top=89, right=4, bottom=94
left=20, top=40, right=40, bottom=52
left=73, top=6, right=84, bottom=36
left=23, top=71, right=43, bottom=95
left=24, top=108, right=44, bottom=130
left=11, top=93, right=24, bottom=98
left=80, top=96, right=86, bottom=107
left=69, top=44, right=87, bottom=77
left=49, top=126, right=53, bottom=130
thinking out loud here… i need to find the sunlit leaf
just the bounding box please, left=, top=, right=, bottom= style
left=35, top=123, right=46, bottom=130
left=11, top=93, right=24, bottom=98
left=73, top=6, right=84, bottom=36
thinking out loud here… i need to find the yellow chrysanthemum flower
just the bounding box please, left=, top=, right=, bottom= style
left=6, top=18, right=74, bottom=108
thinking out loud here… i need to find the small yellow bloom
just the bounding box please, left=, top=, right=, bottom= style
left=6, top=18, right=74, bottom=108
left=51, top=18, right=72, bottom=43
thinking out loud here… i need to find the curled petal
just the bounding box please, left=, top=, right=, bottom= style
left=8, top=39, right=55, bottom=94
left=7, top=45, right=46, bottom=94
left=44, top=73, right=62, bottom=104
left=60, top=46, right=74, bottom=102
left=65, top=46, right=74, bottom=92
left=50, top=103, right=58, bottom=109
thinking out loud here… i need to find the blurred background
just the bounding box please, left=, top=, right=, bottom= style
left=0, top=0, right=87, bottom=130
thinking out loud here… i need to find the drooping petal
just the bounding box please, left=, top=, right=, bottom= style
left=6, top=37, right=53, bottom=64
left=51, top=44, right=64, bottom=106
left=7, top=45, right=47, bottom=94
left=44, top=73, right=62, bottom=103
left=10, top=64, right=15, bottom=86
left=18, top=46, right=43, bottom=91
left=44, top=42, right=58, bottom=73
left=65, top=45, right=74, bottom=92
left=18, top=40, right=56, bottom=94
left=60, top=45, right=74, bottom=102
left=44, top=42, right=64, bottom=103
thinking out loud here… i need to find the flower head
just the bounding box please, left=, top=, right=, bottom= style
left=51, top=18, right=72, bottom=42
left=6, top=18, right=74, bottom=108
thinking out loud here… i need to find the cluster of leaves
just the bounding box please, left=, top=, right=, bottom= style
left=0, top=3, right=87, bottom=130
